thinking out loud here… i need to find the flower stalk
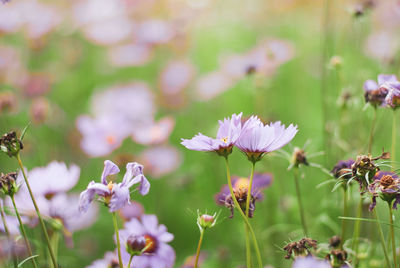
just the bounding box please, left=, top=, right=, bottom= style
left=16, top=153, right=57, bottom=268
left=293, top=167, right=308, bottom=236
left=224, top=157, right=263, bottom=268
left=388, top=202, right=397, bottom=267
left=0, top=201, right=18, bottom=268
left=10, top=195, right=38, bottom=268
left=112, top=212, right=123, bottom=268
left=194, top=229, right=204, bottom=268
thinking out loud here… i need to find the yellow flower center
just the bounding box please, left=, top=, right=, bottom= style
left=107, top=181, right=114, bottom=191
left=234, top=177, right=249, bottom=190
left=220, top=137, right=228, bottom=143
left=144, top=234, right=157, bottom=253
left=106, top=135, right=116, bottom=145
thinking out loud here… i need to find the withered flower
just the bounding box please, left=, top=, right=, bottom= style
left=283, top=238, right=317, bottom=259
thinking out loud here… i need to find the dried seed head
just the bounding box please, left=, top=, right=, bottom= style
left=0, top=172, right=18, bottom=196
left=0, top=131, right=23, bottom=158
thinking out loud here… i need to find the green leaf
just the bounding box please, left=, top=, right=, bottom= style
left=19, top=122, right=31, bottom=141
left=18, top=255, right=39, bottom=267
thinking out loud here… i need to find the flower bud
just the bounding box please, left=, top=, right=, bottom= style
left=0, top=131, right=23, bottom=157
left=126, top=235, right=146, bottom=256
left=0, top=172, right=19, bottom=196
left=197, top=211, right=218, bottom=231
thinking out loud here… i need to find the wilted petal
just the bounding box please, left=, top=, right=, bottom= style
left=102, top=160, right=120, bottom=184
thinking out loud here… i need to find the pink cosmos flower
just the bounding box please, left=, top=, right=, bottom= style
left=181, top=113, right=242, bottom=156
left=236, top=116, right=298, bottom=162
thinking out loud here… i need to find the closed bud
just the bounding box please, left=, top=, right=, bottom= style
left=292, top=147, right=308, bottom=167
left=126, top=235, right=146, bottom=256
left=197, top=211, right=218, bottom=231
left=0, top=172, right=19, bottom=196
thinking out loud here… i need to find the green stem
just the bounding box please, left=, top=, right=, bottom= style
left=389, top=203, right=397, bottom=267
left=194, top=230, right=204, bottom=268
left=112, top=212, right=123, bottom=268
left=244, top=224, right=251, bottom=268
left=340, top=187, right=348, bottom=247
left=11, top=195, right=38, bottom=268
left=373, top=209, right=391, bottom=268
left=293, top=167, right=308, bottom=236
left=224, top=157, right=263, bottom=268
left=50, top=232, right=59, bottom=268
left=368, top=108, right=377, bottom=154
left=352, top=197, right=363, bottom=263
left=1, top=201, right=18, bottom=268
left=127, top=254, right=134, bottom=268
left=16, top=153, right=58, bottom=268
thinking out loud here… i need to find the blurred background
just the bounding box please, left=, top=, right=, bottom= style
left=0, top=0, right=399, bottom=267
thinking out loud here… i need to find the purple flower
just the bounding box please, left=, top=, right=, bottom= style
left=363, top=74, right=395, bottom=107
left=331, top=159, right=355, bottom=180
left=119, top=214, right=175, bottom=268
left=138, top=145, right=182, bottom=178
left=292, top=256, right=330, bottom=268
left=118, top=201, right=144, bottom=222
left=18, top=161, right=80, bottom=198
left=236, top=116, right=298, bottom=162
left=79, top=160, right=150, bottom=213
left=215, top=173, right=273, bottom=218
left=181, top=113, right=242, bottom=156
left=87, top=251, right=119, bottom=268
left=368, top=172, right=400, bottom=211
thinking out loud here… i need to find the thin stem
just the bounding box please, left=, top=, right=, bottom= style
left=293, top=167, right=308, bottom=236
left=352, top=197, right=363, bottom=263
left=392, top=111, right=397, bottom=169
left=194, top=230, right=204, bottom=268
left=11, top=195, right=38, bottom=268
left=50, top=232, right=59, bottom=268
left=224, top=157, right=263, bottom=268
left=1, top=201, right=18, bottom=268
left=340, top=187, right=348, bottom=248
left=245, top=162, right=255, bottom=218
left=127, top=254, right=134, bottom=268
left=368, top=108, right=377, bottom=154
left=112, top=212, right=123, bottom=268
left=16, top=154, right=58, bottom=268
left=373, top=209, right=391, bottom=267
left=244, top=224, right=251, bottom=268
left=244, top=162, right=255, bottom=268
left=389, top=203, right=397, bottom=267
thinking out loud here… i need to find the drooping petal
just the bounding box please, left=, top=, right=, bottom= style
left=101, top=160, right=120, bottom=184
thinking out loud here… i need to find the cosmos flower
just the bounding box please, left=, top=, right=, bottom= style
left=138, top=145, right=182, bottom=178
left=119, top=214, right=175, bottom=268
left=17, top=161, right=80, bottom=198
left=195, top=71, right=235, bottom=101
left=79, top=160, right=150, bottom=213
left=118, top=201, right=144, bottom=222
left=159, top=60, right=195, bottom=95
left=292, top=256, right=330, bottom=268
left=132, top=117, right=175, bottom=146
left=236, top=116, right=298, bottom=162
left=215, top=173, right=273, bottom=218
left=181, top=113, right=242, bottom=157
left=77, top=115, right=133, bottom=157
left=87, top=251, right=119, bottom=268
